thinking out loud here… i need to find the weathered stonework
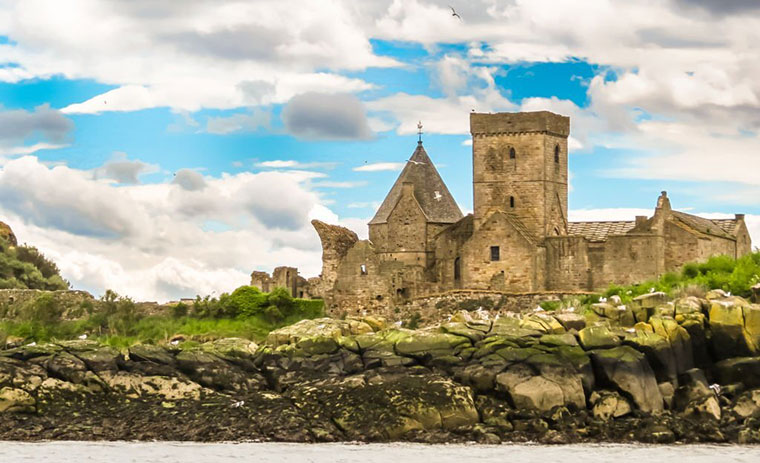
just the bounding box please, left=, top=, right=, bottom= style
left=262, top=111, right=752, bottom=316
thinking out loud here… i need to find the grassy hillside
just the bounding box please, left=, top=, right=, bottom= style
left=0, top=237, right=68, bottom=291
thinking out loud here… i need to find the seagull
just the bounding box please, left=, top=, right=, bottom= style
left=449, top=5, right=461, bottom=20
left=231, top=400, right=245, bottom=408
left=170, top=339, right=180, bottom=346
left=434, top=191, right=443, bottom=201
left=406, top=159, right=426, bottom=165
left=709, top=384, right=721, bottom=396
left=78, top=334, right=88, bottom=340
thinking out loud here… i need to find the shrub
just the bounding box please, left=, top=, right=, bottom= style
left=539, top=300, right=561, bottom=312
left=171, top=302, right=189, bottom=318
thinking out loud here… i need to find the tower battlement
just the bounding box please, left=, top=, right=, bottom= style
left=470, top=111, right=570, bottom=137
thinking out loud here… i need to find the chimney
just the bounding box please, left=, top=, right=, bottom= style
left=656, top=190, right=671, bottom=211
left=736, top=214, right=746, bottom=221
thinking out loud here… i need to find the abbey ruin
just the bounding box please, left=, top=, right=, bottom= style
left=253, top=111, right=752, bottom=315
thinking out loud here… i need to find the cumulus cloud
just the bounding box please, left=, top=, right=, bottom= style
left=0, top=105, right=72, bottom=147
left=282, top=92, right=373, bottom=140
left=2, top=0, right=396, bottom=113
left=92, top=152, right=159, bottom=184
left=172, top=169, right=207, bottom=191
left=0, top=155, right=365, bottom=301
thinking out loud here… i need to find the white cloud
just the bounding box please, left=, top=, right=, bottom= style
left=353, top=162, right=405, bottom=172
left=3, top=0, right=395, bottom=113
left=0, top=155, right=365, bottom=301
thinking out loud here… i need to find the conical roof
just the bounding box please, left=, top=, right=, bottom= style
left=369, top=143, right=463, bottom=225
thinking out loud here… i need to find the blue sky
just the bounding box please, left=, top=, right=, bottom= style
left=0, top=0, right=758, bottom=301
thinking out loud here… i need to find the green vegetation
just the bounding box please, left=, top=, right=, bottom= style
left=596, top=251, right=760, bottom=304
left=0, top=285, right=324, bottom=346
left=0, top=237, right=68, bottom=290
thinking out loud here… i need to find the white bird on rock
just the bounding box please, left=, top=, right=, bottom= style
left=78, top=334, right=87, bottom=340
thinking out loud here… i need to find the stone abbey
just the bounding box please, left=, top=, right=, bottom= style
left=253, top=111, right=752, bottom=315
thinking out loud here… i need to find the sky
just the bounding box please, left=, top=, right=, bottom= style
left=0, top=0, right=758, bottom=302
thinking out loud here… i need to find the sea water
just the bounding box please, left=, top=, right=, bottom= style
left=2, top=442, right=760, bottom=463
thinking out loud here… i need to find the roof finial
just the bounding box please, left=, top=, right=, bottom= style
left=417, top=121, right=423, bottom=144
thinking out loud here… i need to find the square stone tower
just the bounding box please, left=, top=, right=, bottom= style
left=470, top=111, right=570, bottom=239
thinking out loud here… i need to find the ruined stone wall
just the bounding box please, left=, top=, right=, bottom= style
left=371, top=289, right=592, bottom=324
left=544, top=235, right=591, bottom=290
left=250, top=271, right=273, bottom=292
left=600, top=234, right=664, bottom=288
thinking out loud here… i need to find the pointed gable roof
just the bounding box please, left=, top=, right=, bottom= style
left=369, top=143, right=463, bottom=225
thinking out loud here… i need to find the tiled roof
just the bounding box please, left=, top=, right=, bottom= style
left=369, top=143, right=463, bottom=225
left=671, top=211, right=732, bottom=239
left=710, top=218, right=739, bottom=236
left=568, top=221, right=636, bottom=242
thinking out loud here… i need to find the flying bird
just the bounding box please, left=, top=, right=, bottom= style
left=449, top=6, right=461, bottom=20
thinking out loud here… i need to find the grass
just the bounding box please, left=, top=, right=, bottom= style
left=0, top=286, right=325, bottom=346
left=595, top=251, right=760, bottom=305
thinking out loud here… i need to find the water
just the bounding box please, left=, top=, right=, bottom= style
left=2, top=442, right=759, bottom=463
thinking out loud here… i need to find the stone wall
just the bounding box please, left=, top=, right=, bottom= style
left=364, top=289, right=592, bottom=325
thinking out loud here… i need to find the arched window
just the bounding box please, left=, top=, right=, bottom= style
left=509, top=147, right=516, bottom=159
left=510, top=196, right=515, bottom=208
left=454, top=257, right=461, bottom=281
left=554, top=145, right=560, bottom=163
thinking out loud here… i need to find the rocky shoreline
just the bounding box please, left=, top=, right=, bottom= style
left=2, top=289, right=760, bottom=444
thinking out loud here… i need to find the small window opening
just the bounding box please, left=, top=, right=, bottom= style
left=554, top=145, right=560, bottom=163
left=396, top=288, right=407, bottom=297
left=454, top=257, right=461, bottom=281
left=360, top=264, right=367, bottom=275
left=510, top=196, right=515, bottom=208
left=299, top=291, right=304, bottom=298
left=490, top=246, right=500, bottom=261
left=509, top=147, right=516, bottom=159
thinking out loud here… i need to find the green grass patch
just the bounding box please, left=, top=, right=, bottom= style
left=0, top=285, right=325, bottom=346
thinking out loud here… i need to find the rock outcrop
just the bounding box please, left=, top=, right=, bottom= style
left=2, top=292, right=760, bottom=443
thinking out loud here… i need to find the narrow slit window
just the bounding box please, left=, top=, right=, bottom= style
left=454, top=257, right=461, bottom=281
left=554, top=145, right=560, bottom=163
left=509, top=147, right=516, bottom=159
left=510, top=196, right=515, bottom=208
left=490, top=246, right=500, bottom=262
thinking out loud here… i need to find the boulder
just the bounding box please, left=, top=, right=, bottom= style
left=709, top=299, right=760, bottom=357
left=590, top=390, right=632, bottom=420
left=624, top=329, right=677, bottom=383
left=100, top=371, right=211, bottom=401
left=714, top=357, right=760, bottom=389
left=0, top=386, right=35, bottom=413
left=495, top=355, right=586, bottom=412
left=520, top=313, right=565, bottom=334
left=632, top=292, right=668, bottom=311
left=673, top=369, right=720, bottom=421
left=733, top=389, right=760, bottom=418
left=591, top=346, right=664, bottom=412
left=578, top=325, right=621, bottom=350
left=395, top=331, right=470, bottom=358
left=266, top=318, right=374, bottom=347
left=175, top=350, right=259, bottom=392
left=553, top=312, right=586, bottom=331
